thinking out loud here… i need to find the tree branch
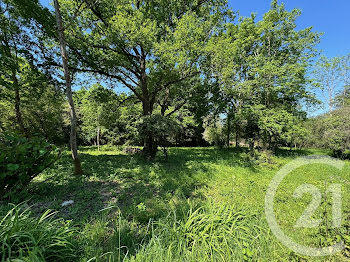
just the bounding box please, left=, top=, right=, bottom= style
left=165, top=99, right=188, bottom=117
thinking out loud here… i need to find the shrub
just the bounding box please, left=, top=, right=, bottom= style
left=0, top=204, right=79, bottom=261
left=240, top=149, right=275, bottom=167
left=202, top=120, right=225, bottom=147
left=0, top=133, right=57, bottom=199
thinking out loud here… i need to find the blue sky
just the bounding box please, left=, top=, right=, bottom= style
left=228, top=0, right=350, bottom=58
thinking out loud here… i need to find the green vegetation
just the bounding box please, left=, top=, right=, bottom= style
left=306, top=107, right=350, bottom=159
left=1, top=147, right=349, bottom=261
left=1, top=0, right=350, bottom=260
left=0, top=133, right=57, bottom=198
left=0, top=205, right=79, bottom=261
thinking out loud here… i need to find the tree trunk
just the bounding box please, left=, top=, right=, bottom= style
left=263, top=131, right=269, bottom=151
left=139, top=48, right=157, bottom=159
left=97, top=126, right=100, bottom=151
left=54, top=0, right=83, bottom=175
left=142, top=98, right=157, bottom=159
left=235, top=123, right=240, bottom=148
left=226, top=114, right=231, bottom=147
left=12, top=70, right=27, bottom=136
left=249, top=139, right=255, bottom=156
left=268, top=134, right=272, bottom=150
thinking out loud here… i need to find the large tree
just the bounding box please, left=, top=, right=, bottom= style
left=55, top=0, right=229, bottom=158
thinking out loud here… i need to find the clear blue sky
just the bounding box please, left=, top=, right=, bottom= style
left=228, top=0, right=350, bottom=58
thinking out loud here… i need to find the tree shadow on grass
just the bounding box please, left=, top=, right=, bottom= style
left=0, top=146, right=312, bottom=260
left=19, top=150, right=204, bottom=223
left=12, top=147, right=258, bottom=225
left=274, top=147, right=318, bottom=157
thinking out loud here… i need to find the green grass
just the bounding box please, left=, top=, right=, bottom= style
left=0, top=205, right=79, bottom=261
left=1, top=146, right=349, bottom=261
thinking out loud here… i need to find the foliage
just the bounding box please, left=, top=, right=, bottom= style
left=75, top=84, right=127, bottom=146
left=0, top=0, right=66, bottom=143
left=0, top=0, right=326, bottom=155
left=321, top=108, right=350, bottom=158
left=306, top=107, right=350, bottom=159
left=202, top=118, right=226, bottom=147
left=334, top=84, right=350, bottom=108
left=0, top=204, right=79, bottom=261
left=0, top=133, right=57, bottom=198
left=138, top=114, right=180, bottom=157
left=257, top=107, right=308, bottom=149
left=56, top=0, right=231, bottom=157
left=0, top=71, right=67, bottom=143
left=0, top=0, right=349, bottom=260
left=313, top=54, right=350, bottom=111
left=207, top=0, right=320, bottom=149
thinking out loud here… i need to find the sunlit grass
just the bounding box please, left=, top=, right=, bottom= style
left=1, top=146, right=349, bottom=261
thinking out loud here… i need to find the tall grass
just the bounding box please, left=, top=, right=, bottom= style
left=124, top=201, right=279, bottom=262
left=0, top=204, right=79, bottom=261
left=61, top=200, right=280, bottom=262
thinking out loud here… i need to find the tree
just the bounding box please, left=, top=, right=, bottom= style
left=207, top=0, right=320, bottom=150
left=334, top=54, right=350, bottom=108
left=75, top=84, right=127, bottom=148
left=313, top=56, right=343, bottom=112
left=138, top=114, right=180, bottom=159
left=0, top=61, right=66, bottom=143
left=55, top=0, right=229, bottom=158
left=0, top=0, right=31, bottom=135
left=307, top=107, right=350, bottom=159
left=0, top=0, right=63, bottom=140
left=202, top=116, right=225, bottom=147
left=54, top=0, right=83, bottom=175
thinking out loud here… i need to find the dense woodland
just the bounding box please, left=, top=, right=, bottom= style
left=0, top=0, right=350, bottom=261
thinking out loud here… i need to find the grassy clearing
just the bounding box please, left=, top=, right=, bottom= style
left=1, top=147, right=349, bottom=261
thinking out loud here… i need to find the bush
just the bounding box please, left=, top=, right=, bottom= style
left=0, top=133, right=57, bottom=198
left=202, top=121, right=225, bottom=147
left=240, top=149, right=276, bottom=167
left=0, top=204, right=79, bottom=261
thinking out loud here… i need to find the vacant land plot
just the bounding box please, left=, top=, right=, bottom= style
left=1, top=147, right=349, bottom=261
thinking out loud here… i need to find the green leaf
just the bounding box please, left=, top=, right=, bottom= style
left=7, top=164, right=20, bottom=171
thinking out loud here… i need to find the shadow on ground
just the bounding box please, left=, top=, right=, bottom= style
left=11, top=147, right=273, bottom=224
